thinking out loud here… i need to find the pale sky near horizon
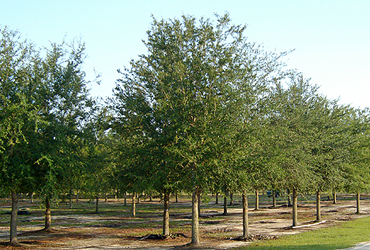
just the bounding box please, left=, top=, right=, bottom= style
left=1, top=0, right=369, bottom=109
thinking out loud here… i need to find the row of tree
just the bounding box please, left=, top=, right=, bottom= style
left=109, top=15, right=370, bottom=245
left=1, top=14, right=370, bottom=246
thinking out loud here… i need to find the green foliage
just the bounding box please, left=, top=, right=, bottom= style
left=342, top=109, right=370, bottom=192
left=0, top=26, right=94, bottom=204
left=31, top=40, right=94, bottom=202
left=0, top=27, right=40, bottom=193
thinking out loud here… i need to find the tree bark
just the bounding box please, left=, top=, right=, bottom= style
left=163, top=192, right=170, bottom=236
left=45, top=196, right=51, bottom=231
left=95, top=196, right=99, bottom=214
left=10, top=191, right=18, bottom=245
left=132, top=193, right=136, bottom=218
left=223, top=196, right=228, bottom=215
left=292, top=188, right=298, bottom=227
left=242, top=193, right=249, bottom=238
left=333, top=190, right=337, bottom=204
left=175, top=192, right=178, bottom=203
left=316, top=190, right=321, bottom=221
left=255, top=189, right=259, bottom=210
left=124, top=191, right=127, bottom=206
left=197, top=193, right=201, bottom=217
left=191, top=187, right=200, bottom=246
left=272, top=190, right=276, bottom=208
left=356, top=192, right=361, bottom=214
left=215, top=193, right=219, bottom=204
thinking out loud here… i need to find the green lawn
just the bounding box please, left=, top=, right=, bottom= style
left=240, top=216, right=370, bottom=250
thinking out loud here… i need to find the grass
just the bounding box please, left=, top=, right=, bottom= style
left=240, top=216, right=370, bottom=250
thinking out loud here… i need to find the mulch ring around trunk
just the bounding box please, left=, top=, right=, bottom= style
left=138, top=233, right=189, bottom=240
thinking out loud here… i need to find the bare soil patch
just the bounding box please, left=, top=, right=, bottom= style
left=0, top=195, right=369, bottom=249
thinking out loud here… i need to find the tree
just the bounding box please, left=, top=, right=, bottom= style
left=113, top=14, right=243, bottom=244
left=0, top=26, right=94, bottom=239
left=0, top=27, right=41, bottom=244
left=267, top=74, right=321, bottom=227
left=84, top=119, right=116, bottom=214
left=32, top=40, right=93, bottom=230
left=343, top=109, right=370, bottom=214
left=309, top=101, right=354, bottom=221
left=113, top=13, right=290, bottom=244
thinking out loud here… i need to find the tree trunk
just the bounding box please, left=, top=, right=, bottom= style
left=30, top=193, right=34, bottom=204
left=272, top=190, right=276, bottom=208
left=197, top=193, right=201, bottom=217
left=175, top=192, right=178, bottom=203
left=316, top=190, right=321, bottom=222
left=191, top=187, right=200, bottom=246
left=10, top=191, right=18, bottom=245
left=215, top=193, right=219, bottom=204
left=95, top=196, right=99, bottom=214
left=356, top=192, right=361, bottom=214
left=132, top=193, right=136, bottom=218
left=223, top=196, right=228, bottom=215
left=292, top=188, right=298, bottom=227
left=45, top=196, right=51, bottom=231
left=124, top=191, right=127, bottom=206
left=287, top=188, right=292, bottom=207
left=69, top=189, right=73, bottom=209
left=163, top=192, right=170, bottom=236
left=242, top=193, right=249, bottom=238
left=105, top=193, right=108, bottom=202
left=255, top=189, right=259, bottom=210
left=229, top=193, right=233, bottom=205
left=333, top=190, right=337, bottom=204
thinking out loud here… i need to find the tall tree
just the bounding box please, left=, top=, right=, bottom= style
left=32, top=40, right=93, bottom=230
left=112, top=14, right=290, bottom=244
left=0, top=27, right=41, bottom=244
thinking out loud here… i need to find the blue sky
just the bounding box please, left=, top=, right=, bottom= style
left=1, top=0, right=369, bottom=108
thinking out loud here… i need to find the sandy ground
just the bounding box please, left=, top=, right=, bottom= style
left=0, top=196, right=369, bottom=249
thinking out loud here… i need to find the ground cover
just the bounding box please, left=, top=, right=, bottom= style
left=240, top=216, right=370, bottom=250
left=0, top=193, right=368, bottom=249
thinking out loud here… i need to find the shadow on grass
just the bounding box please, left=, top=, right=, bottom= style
left=240, top=244, right=351, bottom=250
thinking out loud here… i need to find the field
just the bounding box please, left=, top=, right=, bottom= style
left=0, top=193, right=369, bottom=249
